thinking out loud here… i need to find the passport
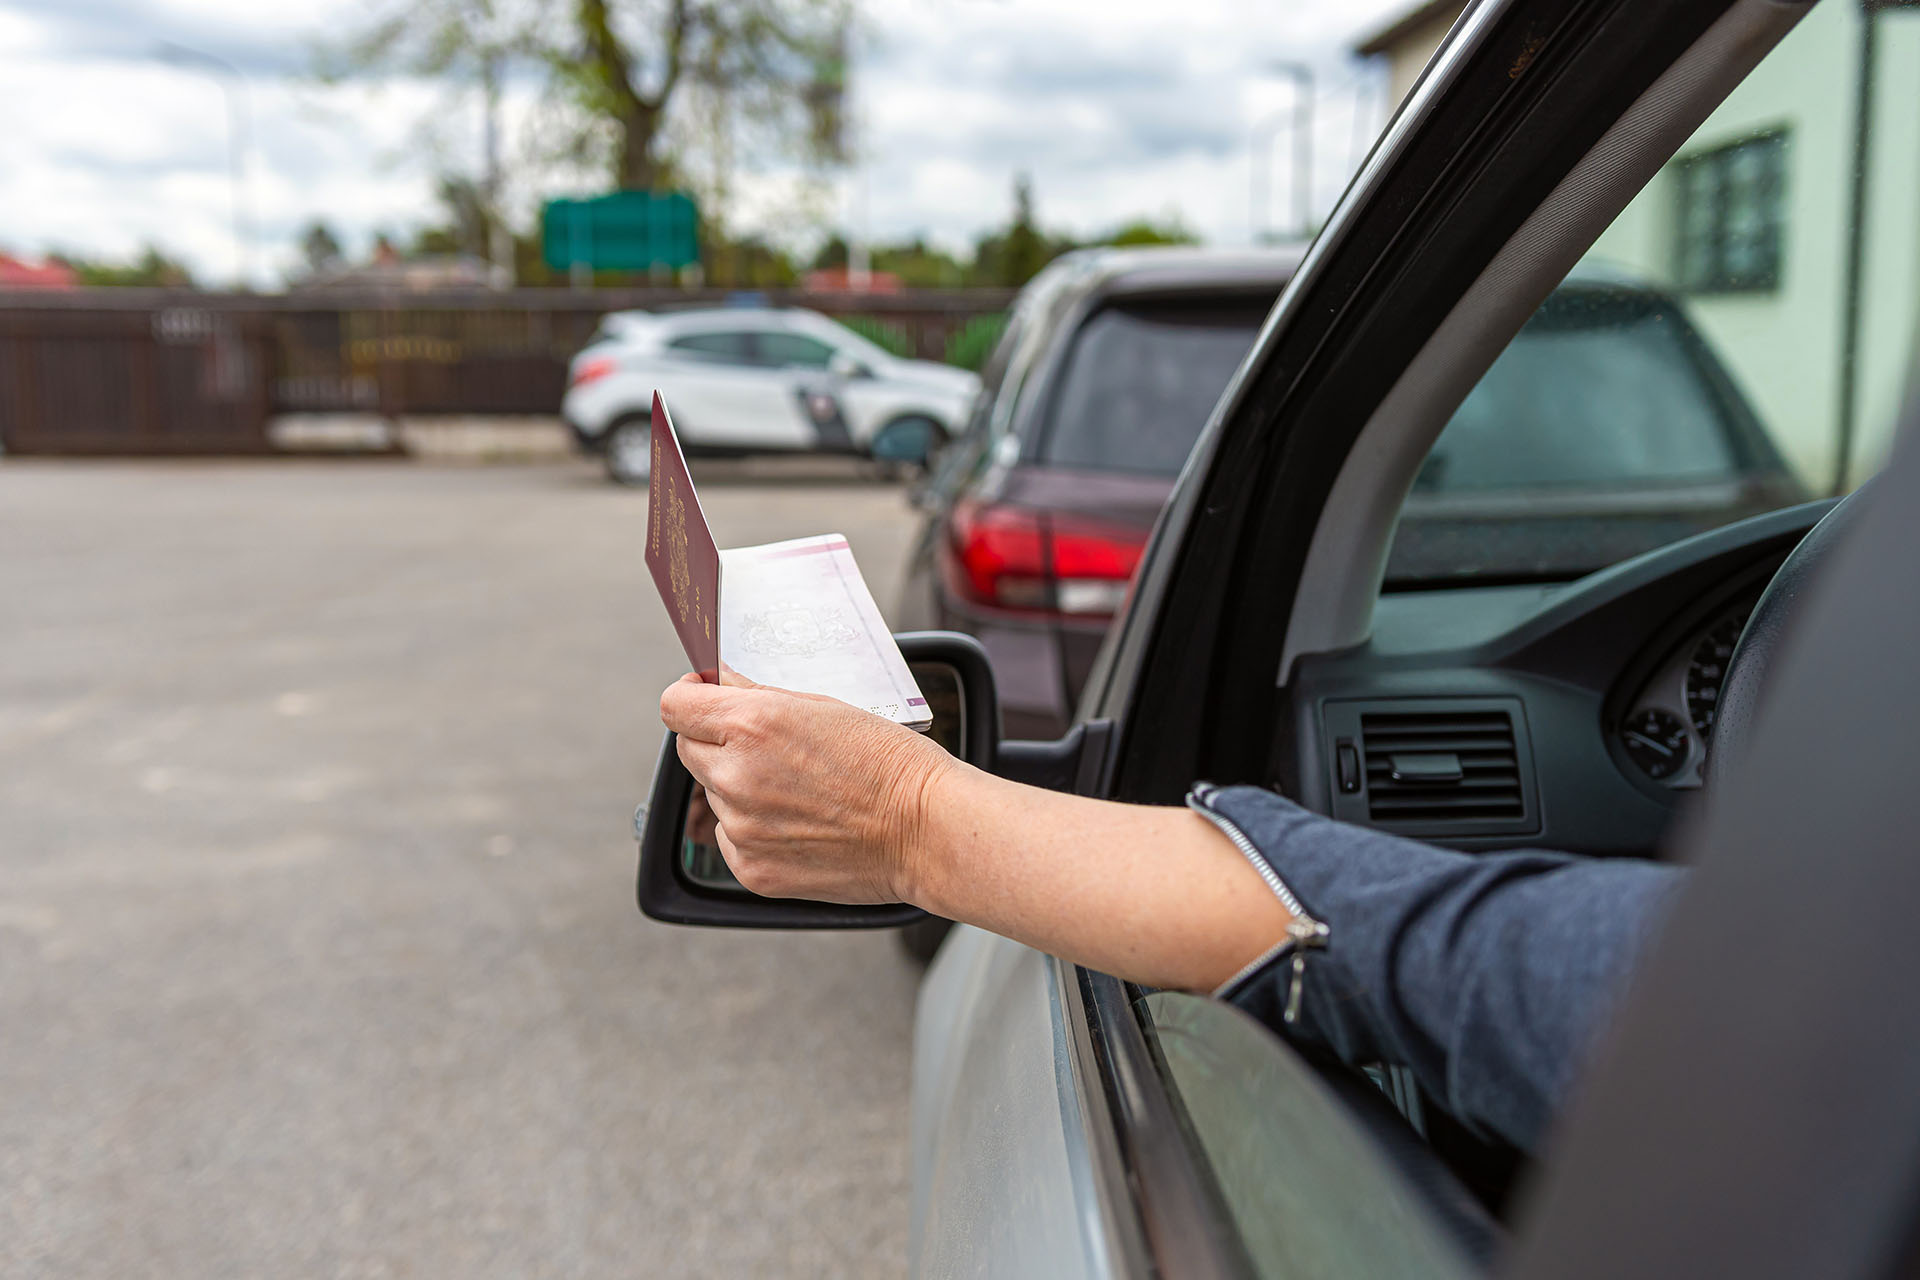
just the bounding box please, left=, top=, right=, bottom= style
left=645, top=392, right=721, bottom=682
left=644, top=393, right=930, bottom=729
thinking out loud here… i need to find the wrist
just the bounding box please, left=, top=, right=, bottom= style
left=887, top=750, right=980, bottom=914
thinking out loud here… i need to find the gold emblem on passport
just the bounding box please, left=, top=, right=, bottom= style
left=666, top=476, right=692, bottom=624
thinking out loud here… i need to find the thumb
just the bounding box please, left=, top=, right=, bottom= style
left=717, top=662, right=759, bottom=689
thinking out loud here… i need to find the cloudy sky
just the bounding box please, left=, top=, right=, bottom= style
left=0, top=0, right=1413, bottom=287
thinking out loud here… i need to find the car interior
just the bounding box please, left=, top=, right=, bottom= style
left=1078, top=0, right=1907, bottom=1259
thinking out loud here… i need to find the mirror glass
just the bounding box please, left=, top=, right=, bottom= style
left=677, top=660, right=967, bottom=893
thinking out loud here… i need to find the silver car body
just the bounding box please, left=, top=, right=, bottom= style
left=562, top=305, right=978, bottom=455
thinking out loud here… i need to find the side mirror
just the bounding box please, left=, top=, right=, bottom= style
left=636, top=631, right=1001, bottom=928
left=828, top=351, right=872, bottom=380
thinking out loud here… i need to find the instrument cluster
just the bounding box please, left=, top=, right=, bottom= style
left=1615, top=589, right=1762, bottom=788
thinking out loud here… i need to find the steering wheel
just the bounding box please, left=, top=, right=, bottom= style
left=1712, top=488, right=1872, bottom=779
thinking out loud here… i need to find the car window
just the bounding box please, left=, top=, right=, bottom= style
left=756, top=331, right=838, bottom=369
left=667, top=330, right=756, bottom=364
left=1385, top=2, right=1910, bottom=586
left=1138, top=991, right=1480, bottom=1279
left=1039, top=300, right=1272, bottom=476
left=1414, top=287, right=1748, bottom=494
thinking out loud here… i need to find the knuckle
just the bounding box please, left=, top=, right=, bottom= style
left=730, top=853, right=773, bottom=896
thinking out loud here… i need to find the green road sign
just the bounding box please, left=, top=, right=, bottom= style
left=542, top=191, right=700, bottom=273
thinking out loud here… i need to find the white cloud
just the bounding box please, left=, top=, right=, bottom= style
left=0, top=0, right=1415, bottom=286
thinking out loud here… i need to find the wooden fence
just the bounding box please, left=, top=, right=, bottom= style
left=0, top=288, right=1012, bottom=455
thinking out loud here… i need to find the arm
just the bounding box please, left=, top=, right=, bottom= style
left=660, top=674, right=1684, bottom=1148
left=659, top=672, right=1293, bottom=992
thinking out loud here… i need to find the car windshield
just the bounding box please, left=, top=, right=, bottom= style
left=1038, top=300, right=1272, bottom=476
left=1384, top=1, right=1908, bottom=587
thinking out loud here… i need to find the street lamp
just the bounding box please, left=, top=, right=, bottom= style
left=155, top=41, right=253, bottom=290
left=1250, top=62, right=1314, bottom=244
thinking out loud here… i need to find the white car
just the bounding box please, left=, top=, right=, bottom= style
left=561, top=306, right=980, bottom=484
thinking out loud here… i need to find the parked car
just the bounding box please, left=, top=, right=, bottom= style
left=561, top=305, right=979, bottom=484
left=897, top=252, right=1804, bottom=740
left=639, top=0, right=1911, bottom=1275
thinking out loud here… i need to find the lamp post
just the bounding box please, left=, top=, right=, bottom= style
left=155, top=41, right=252, bottom=290
left=1250, top=62, right=1315, bottom=244
left=1277, top=62, right=1315, bottom=240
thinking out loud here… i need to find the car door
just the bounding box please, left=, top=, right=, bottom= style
left=754, top=327, right=859, bottom=450
left=913, top=0, right=1821, bottom=1274
left=655, top=326, right=813, bottom=449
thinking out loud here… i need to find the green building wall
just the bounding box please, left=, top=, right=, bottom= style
left=1589, top=2, right=1920, bottom=491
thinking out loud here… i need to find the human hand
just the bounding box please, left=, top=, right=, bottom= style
left=659, top=669, right=959, bottom=904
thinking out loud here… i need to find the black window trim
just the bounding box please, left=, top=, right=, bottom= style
left=1053, top=954, right=1256, bottom=1279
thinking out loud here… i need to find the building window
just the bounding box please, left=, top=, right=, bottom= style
left=1673, top=130, right=1788, bottom=294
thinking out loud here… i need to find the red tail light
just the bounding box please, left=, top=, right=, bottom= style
left=570, top=356, right=617, bottom=388
left=944, top=499, right=1146, bottom=618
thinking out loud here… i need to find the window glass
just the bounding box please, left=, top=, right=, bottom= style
left=1411, top=286, right=1745, bottom=495
left=1040, top=300, right=1273, bottom=475
left=756, top=331, right=838, bottom=368
left=1138, top=991, right=1479, bottom=1280
left=1674, top=132, right=1787, bottom=294
left=667, top=331, right=755, bottom=364
left=1385, top=3, right=1916, bottom=586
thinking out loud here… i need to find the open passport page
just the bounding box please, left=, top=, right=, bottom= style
left=643, top=392, right=931, bottom=731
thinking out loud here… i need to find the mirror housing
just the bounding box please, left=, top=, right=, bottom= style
left=828, top=351, right=872, bottom=380
left=636, top=631, right=1003, bottom=928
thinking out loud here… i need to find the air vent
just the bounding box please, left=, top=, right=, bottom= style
left=1362, top=710, right=1522, bottom=824
left=1323, top=698, right=1539, bottom=837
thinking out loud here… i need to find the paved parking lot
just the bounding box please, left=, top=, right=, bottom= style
left=0, top=457, right=927, bottom=1278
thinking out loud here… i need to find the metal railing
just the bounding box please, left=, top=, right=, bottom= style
left=0, top=287, right=1012, bottom=454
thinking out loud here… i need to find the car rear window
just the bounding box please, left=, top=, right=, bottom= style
left=1413, top=288, right=1743, bottom=495
left=1038, top=300, right=1272, bottom=475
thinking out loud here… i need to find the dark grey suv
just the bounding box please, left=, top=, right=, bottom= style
left=896, top=248, right=1804, bottom=739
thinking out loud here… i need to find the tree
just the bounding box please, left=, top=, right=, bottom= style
left=412, top=176, right=495, bottom=259
left=55, top=245, right=196, bottom=288
left=327, top=0, right=853, bottom=203
left=704, top=232, right=799, bottom=287
left=972, top=175, right=1073, bottom=288
left=1098, top=217, right=1199, bottom=248
left=871, top=237, right=966, bottom=288
left=299, top=221, right=344, bottom=275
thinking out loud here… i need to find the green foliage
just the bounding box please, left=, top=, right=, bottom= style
left=835, top=315, right=913, bottom=358
left=972, top=174, right=1074, bottom=288
left=56, top=245, right=195, bottom=288
left=1098, top=217, right=1198, bottom=247
left=944, top=313, right=1009, bottom=371
left=705, top=234, right=800, bottom=288
left=325, top=0, right=853, bottom=214
left=871, top=239, right=968, bottom=288
left=299, top=221, right=345, bottom=275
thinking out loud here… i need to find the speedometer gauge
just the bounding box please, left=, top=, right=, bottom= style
left=1621, top=708, right=1690, bottom=780
left=1685, top=611, right=1748, bottom=737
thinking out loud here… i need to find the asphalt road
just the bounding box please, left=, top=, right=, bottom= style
left=0, top=457, right=929, bottom=1278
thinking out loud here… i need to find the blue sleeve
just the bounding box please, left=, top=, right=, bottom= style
left=1191, top=784, right=1684, bottom=1151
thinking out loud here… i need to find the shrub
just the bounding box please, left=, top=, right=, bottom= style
left=944, top=313, right=1009, bottom=372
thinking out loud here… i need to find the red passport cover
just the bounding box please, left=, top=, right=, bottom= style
left=644, top=391, right=721, bottom=682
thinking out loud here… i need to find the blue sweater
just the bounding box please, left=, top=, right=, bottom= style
left=1189, top=783, right=1684, bottom=1151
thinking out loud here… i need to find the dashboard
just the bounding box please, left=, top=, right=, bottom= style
left=1284, top=500, right=1832, bottom=859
